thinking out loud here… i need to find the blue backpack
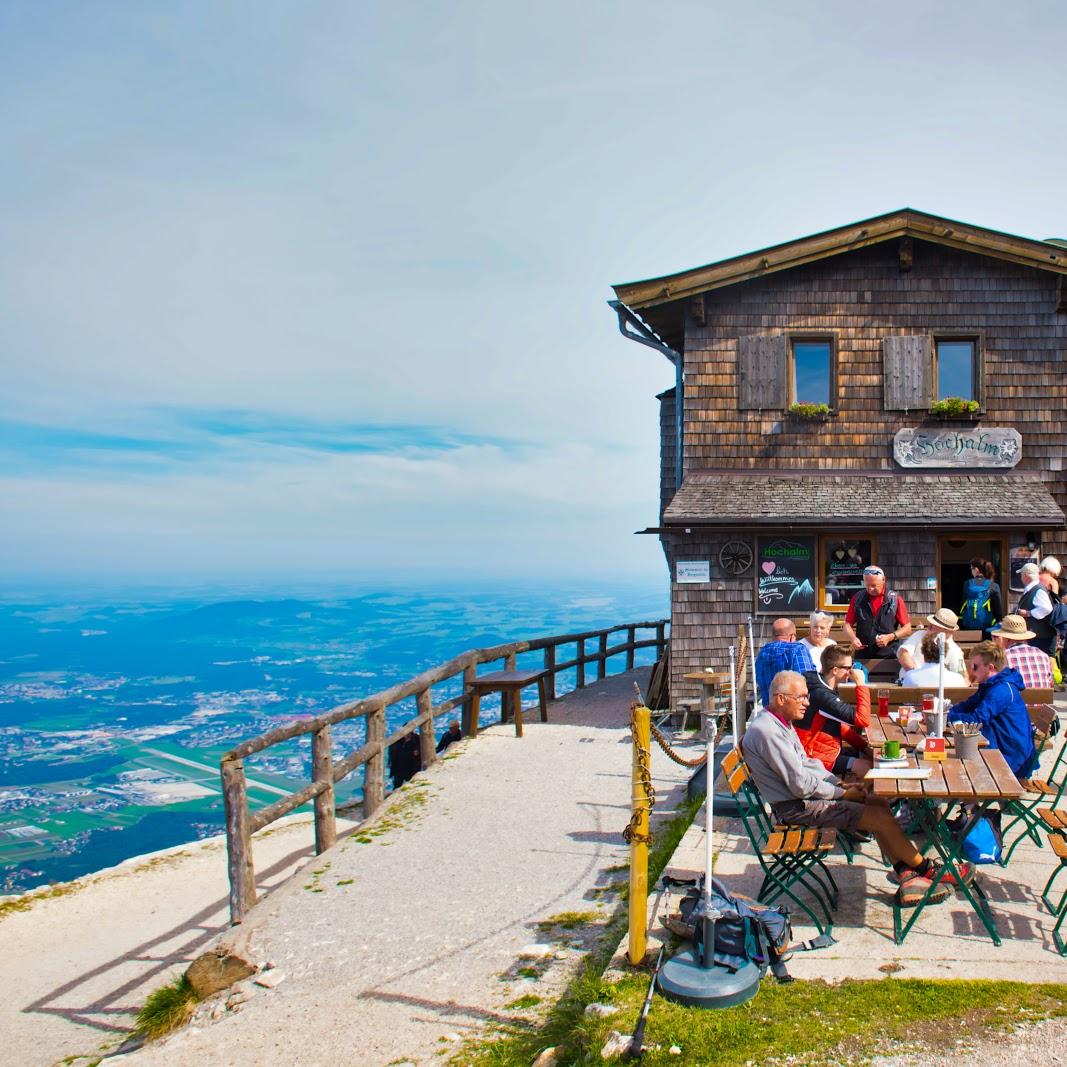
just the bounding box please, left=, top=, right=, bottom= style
left=959, top=580, right=994, bottom=632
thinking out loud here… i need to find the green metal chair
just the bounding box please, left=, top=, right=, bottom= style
left=721, top=747, right=839, bottom=935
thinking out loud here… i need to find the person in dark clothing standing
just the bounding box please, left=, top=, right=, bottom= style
left=436, top=719, right=462, bottom=753
left=842, top=565, right=912, bottom=660
left=1017, top=562, right=1056, bottom=655
left=388, top=728, right=422, bottom=790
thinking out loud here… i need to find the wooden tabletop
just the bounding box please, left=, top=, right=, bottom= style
left=682, top=671, right=730, bottom=685
left=869, top=747, right=1024, bottom=802
left=470, top=669, right=547, bottom=688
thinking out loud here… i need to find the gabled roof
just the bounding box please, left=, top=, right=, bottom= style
left=658, top=470, right=1065, bottom=529
left=612, top=209, right=1067, bottom=312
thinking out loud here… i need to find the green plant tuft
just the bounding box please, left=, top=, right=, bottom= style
left=789, top=402, right=831, bottom=418
left=135, top=974, right=199, bottom=1040
left=931, top=396, right=980, bottom=415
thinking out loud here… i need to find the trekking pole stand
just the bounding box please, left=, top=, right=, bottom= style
left=658, top=668, right=761, bottom=1009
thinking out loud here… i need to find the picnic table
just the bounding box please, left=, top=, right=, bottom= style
left=865, top=735, right=1023, bottom=945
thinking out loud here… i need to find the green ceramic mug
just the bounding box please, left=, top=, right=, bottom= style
left=883, top=739, right=902, bottom=759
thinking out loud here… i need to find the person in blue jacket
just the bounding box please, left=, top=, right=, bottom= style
left=947, top=641, right=1038, bottom=779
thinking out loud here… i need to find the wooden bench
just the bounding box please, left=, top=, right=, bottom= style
left=468, top=669, right=549, bottom=739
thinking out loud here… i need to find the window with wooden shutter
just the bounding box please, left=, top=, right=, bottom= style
left=737, top=334, right=788, bottom=410
left=882, top=335, right=933, bottom=410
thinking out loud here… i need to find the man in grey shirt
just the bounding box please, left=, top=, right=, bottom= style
left=742, top=671, right=966, bottom=907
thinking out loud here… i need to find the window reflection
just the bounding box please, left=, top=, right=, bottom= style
left=822, top=538, right=873, bottom=609
left=936, top=340, right=975, bottom=400
left=793, top=340, right=831, bottom=406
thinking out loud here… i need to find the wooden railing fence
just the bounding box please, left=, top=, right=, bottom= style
left=220, top=618, right=668, bottom=923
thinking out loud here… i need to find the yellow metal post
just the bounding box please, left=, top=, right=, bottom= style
left=628, top=703, right=651, bottom=965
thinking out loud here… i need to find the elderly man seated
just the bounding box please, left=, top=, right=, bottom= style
left=897, top=607, right=966, bottom=678
left=754, top=618, right=815, bottom=706
left=742, top=670, right=967, bottom=907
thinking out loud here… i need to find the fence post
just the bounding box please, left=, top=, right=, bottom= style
left=363, top=705, right=386, bottom=819
left=576, top=639, right=586, bottom=688
left=544, top=643, right=556, bottom=701
left=655, top=621, right=667, bottom=659
left=312, top=724, right=336, bottom=855
left=462, top=659, right=478, bottom=736
left=504, top=651, right=518, bottom=722
left=417, top=687, right=436, bottom=769
left=221, top=757, right=256, bottom=924
left=626, top=626, right=636, bottom=670
left=598, top=632, right=608, bottom=680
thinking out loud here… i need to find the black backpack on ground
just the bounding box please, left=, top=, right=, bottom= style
left=663, top=876, right=811, bottom=981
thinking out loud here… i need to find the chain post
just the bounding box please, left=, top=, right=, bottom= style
left=627, top=702, right=652, bottom=966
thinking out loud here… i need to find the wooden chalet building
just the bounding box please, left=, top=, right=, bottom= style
left=610, top=209, right=1067, bottom=703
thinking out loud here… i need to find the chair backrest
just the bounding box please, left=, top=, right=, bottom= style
left=724, top=747, right=774, bottom=841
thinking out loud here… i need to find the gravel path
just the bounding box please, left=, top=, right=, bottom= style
left=870, top=1016, right=1067, bottom=1065
left=112, top=669, right=690, bottom=1067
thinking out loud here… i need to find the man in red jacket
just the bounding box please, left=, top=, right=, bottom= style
left=794, top=643, right=873, bottom=776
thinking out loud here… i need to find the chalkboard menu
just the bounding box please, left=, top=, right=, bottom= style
left=756, top=537, right=816, bottom=615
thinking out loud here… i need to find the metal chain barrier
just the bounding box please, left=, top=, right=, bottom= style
left=649, top=721, right=708, bottom=768
left=623, top=708, right=656, bottom=846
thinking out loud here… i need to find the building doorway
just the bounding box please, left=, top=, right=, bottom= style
left=938, top=536, right=1004, bottom=618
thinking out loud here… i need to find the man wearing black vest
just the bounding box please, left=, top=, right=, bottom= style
left=1017, top=561, right=1056, bottom=654
left=842, top=565, right=912, bottom=660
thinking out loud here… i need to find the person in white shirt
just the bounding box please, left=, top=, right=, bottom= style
left=800, top=611, right=837, bottom=673
left=897, top=608, right=966, bottom=678
left=1018, top=562, right=1056, bottom=655
left=900, top=633, right=969, bottom=688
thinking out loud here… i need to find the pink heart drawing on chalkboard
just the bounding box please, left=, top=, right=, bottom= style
left=761, top=562, right=776, bottom=575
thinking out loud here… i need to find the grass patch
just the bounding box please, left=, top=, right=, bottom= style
left=505, top=994, right=542, bottom=1010
left=536, top=911, right=601, bottom=933
left=346, top=780, right=435, bottom=846
left=337, top=878, right=354, bottom=886
left=454, top=791, right=705, bottom=1065
left=0, top=881, right=81, bottom=921
left=135, top=974, right=199, bottom=1041
left=576, top=977, right=1067, bottom=1065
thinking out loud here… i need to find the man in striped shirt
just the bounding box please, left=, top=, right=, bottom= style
left=991, top=614, right=1053, bottom=689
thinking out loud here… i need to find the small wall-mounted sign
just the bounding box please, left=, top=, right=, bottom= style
left=894, top=427, right=1022, bottom=469
left=926, top=576, right=937, bottom=590
left=676, top=560, right=711, bottom=584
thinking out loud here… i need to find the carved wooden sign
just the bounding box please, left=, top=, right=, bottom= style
left=893, top=427, right=1022, bottom=469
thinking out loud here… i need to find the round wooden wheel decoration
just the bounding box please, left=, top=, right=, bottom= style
left=719, top=539, right=753, bottom=576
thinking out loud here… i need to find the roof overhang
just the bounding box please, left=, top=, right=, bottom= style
left=611, top=209, right=1067, bottom=351
left=649, top=470, right=1065, bottom=531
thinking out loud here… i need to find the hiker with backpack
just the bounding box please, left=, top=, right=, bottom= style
left=959, top=557, right=1003, bottom=638
left=896, top=607, right=967, bottom=678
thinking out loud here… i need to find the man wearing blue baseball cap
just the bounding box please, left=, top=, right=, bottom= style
left=842, top=565, right=912, bottom=660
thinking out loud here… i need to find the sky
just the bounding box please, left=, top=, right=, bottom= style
left=3, top=1, right=1067, bottom=589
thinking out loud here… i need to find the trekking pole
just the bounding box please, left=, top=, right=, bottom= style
left=626, top=944, right=664, bottom=1060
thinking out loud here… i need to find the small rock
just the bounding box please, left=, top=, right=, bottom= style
left=442, top=1032, right=462, bottom=1042
left=518, top=944, right=554, bottom=959
left=532, top=1050, right=562, bottom=1067
left=584, top=1003, right=620, bottom=1018
left=226, top=982, right=256, bottom=1008
left=186, top=949, right=256, bottom=999
left=601, top=1030, right=632, bottom=1059
left=670, top=1046, right=682, bottom=1055
left=254, top=969, right=286, bottom=989
left=553, top=951, right=569, bottom=960
left=210, top=1003, right=226, bottom=1021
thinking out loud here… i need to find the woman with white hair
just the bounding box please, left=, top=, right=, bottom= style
left=801, top=611, right=837, bottom=672
left=1040, top=556, right=1062, bottom=601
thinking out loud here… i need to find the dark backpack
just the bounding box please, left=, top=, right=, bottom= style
left=959, top=580, right=994, bottom=632
left=670, top=876, right=793, bottom=978
left=1049, top=598, right=1067, bottom=640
